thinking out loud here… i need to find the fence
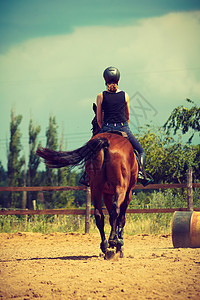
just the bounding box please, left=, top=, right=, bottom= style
left=0, top=169, right=200, bottom=233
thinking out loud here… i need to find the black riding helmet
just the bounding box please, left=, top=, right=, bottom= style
left=103, top=67, right=120, bottom=84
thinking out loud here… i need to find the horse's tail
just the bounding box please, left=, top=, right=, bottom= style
left=36, top=137, right=110, bottom=168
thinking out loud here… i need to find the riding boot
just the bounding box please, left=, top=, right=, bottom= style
left=137, top=153, right=154, bottom=187
left=79, top=171, right=89, bottom=187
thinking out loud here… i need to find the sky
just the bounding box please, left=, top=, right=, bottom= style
left=0, top=0, right=200, bottom=169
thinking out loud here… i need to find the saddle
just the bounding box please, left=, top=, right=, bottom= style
left=106, top=130, right=128, bottom=139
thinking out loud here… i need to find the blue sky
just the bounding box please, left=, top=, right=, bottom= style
left=1, top=0, right=200, bottom=51
left=0, top=0, right=200, bottom=168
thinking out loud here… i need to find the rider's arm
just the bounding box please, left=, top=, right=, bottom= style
left=125, top=92, right=130, bottom=124
left=96, top=93, right=103, bottom=128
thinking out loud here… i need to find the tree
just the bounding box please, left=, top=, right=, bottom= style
left=7, top=109, right=25, bottom=207
left=0, top=161, right=8, bottom=208
left=56, top=131, right=76, bottom=208
left=161, top=142, right=196, bottom=184
left=45, top=115, right=58, bottom=207
left=164, top=99, right=200, bottom=143
left=74, top=170, right=87, bottom=207
left=136, top=126, right=200, bottom=184
left=27, top=118, right=41, bottom=209
left=190, top=144, right=200, bottom=183
left=0, top=161, right=7, bottom=183
left=136, top=126, right=172, bottom=183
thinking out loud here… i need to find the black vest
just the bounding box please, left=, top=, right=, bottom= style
left=102, top=91, right=127, bottom=123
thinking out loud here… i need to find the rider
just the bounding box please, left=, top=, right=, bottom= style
left=96, top=66, right=153, bottom=186
left=80, top=66, right=153, bottom=187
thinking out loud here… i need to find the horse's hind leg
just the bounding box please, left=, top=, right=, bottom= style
left=108, top=187, right=127, bottom=248
left=92, top=190, right=108, bottom=254
left=116, top=190, right=132, bottom=256
left=116, top=204, right=127, bottom=257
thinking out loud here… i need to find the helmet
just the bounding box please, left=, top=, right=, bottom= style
left=103, top=67, right=120, bottom=84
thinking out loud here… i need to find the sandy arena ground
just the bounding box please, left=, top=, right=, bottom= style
left=0, top=232, right=200, bottom=299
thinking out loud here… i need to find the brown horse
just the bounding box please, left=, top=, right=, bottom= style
left=86, top=132, right=138, bottom=256
left=36, top=110, right=138, bottom=258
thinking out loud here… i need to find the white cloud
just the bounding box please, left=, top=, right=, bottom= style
left=1, top=11, right=200, bottom=86
left=0, top=10, right=200, bottom=166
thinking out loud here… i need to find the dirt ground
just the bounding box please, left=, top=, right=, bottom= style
left=0, top=232, right=200, bottom=300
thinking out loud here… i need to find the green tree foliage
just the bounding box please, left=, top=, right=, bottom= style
left=56, top=131, right=77, bottom=208
left=7, top=109, right=25, bottom=207
left=74, top=170, right=87, bottom=207
left=164, top=99, right=200, bottom=143
left=136, top=128, right=167, bottom=183
left=27, top=118, right=41, bottom=208
left=0, top=162, right=8, bottom=208
left=57, top=167, right=77, bottom=208
left=45, top=115, right=58, bottom=207
left=190, top=144, right=200, bottom=182
left=161, top=142, right=199, bottom=183
left=137, top=126, right=200, bottom=184
left=2, top=105, right=199, bottom=210
left=0, top=161, right=7, bottom=183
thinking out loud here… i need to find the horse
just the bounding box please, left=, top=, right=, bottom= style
left=36, top=105, right=138, bottom=259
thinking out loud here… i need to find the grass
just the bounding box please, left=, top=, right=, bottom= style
left=1, top=189, right=199, bottom=235
left=0, top=213, right=173, bottom=235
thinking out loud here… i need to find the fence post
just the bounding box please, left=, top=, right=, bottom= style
left=85, top=187, right=91, bottom=234
left=32, top=200, right=36, bottom=210
left=187, top=169, right=193, bottom=211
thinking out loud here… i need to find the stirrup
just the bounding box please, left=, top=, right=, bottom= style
left=142, top=177, right=154, bottom=187
left=137, top=171, right=154, bottom=187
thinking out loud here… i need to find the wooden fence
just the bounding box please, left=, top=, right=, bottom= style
left=0, top=169, right=200, bottom=233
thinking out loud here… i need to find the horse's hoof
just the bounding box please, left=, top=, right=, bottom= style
left=104, top=249, right=120, bottom=261
left=109, top=241, right=116, bottom=248
left=109, top=237, right=123, bottom=248
left=109, top=238, right=118, bottom=248
left=104, top=249, right=115, bottom=260
left=100, top=240, right=109, bottom=254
